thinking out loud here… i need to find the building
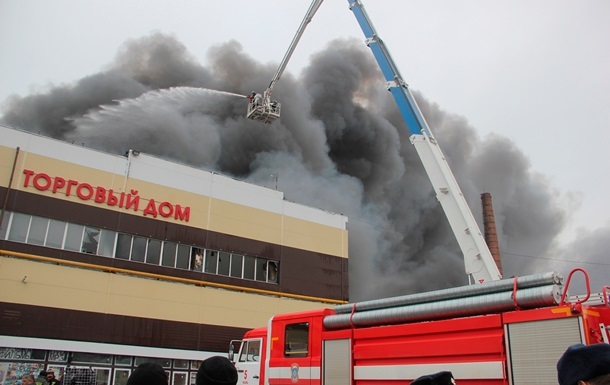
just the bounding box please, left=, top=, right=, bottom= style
left=0, top=125, right=348, bottom=385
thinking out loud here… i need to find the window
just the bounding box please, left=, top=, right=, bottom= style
left=114, top=356, right=132, bottom=366
left=0, top=211, right=10, bottom=239
left=191, top=248, right=204, bottom=271
left=285, top=323, right=309, bottom=358
left=82, top=226, right=100, bottom=253
left=98, top=229, right=117, bottom=257
left=8, top=212, right=29, bottom=242
left=173, top=372, right=188, bottom=385
left=146, top=239, right=162, bottom=265
left=173, top=360, right=189, bottom=369
left=64, top=223, right=84, bottom=251
left=71, top=352, right=112, bottom=364
left=113, top=369, right=130, bottom=385
left=255, top=258, right=267, bottom=281
left=238, top=340, right=261, bottom=362
left=27, top=216, right=48, bottom=245
left=267, top=261, right=279, bottom=283
left=243, top=255, right=255, bottom=280
left=131, top=236, right=147, bottom=262
left=176, top=244, right=190, bottom=270
left=230, top=254, right=243, bottom=278
left=116, top=234, right=132, bottom=260
left=46, top=219, right=66, bottom=248
left=162, top=242, right=177, bottom=267
left=204, top=250, right=217, bottom=274
left=134, top=357, right=171, bottom=368
left=218, top=252, right=230, bottom=276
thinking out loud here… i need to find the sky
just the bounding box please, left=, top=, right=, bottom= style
left=1, top=0, right=609, bottom=299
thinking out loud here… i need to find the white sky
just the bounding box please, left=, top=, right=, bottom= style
left=1, top=0, right=609, bottom=244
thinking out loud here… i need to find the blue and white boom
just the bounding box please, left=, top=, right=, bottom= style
left=348, top=0, right=502, bottom=284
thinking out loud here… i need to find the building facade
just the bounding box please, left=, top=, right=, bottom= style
left=0, top=125, right=348, bottom=385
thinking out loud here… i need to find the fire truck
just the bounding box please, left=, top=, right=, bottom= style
left=232, top=1, right=610, bottom=384
left=230, top=269, right=610, bottom=385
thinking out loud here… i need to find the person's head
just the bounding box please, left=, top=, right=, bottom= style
left=46, top=370, right=55, bottom=380
left=557, top=343, right=610, bottom=385
left=22, top=375, right=36, bottom=385
left=126, top=363, right=168, bottom=385
left=411, top=371, right=455, bottom=385
left=38, top=371, right=47, bottom=378
left=196, top=356, right=237, bottom=385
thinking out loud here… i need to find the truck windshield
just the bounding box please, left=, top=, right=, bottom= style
left=239, top=340, right=261, bottom=362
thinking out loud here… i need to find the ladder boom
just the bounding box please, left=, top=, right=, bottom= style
left=348, top=0, right=502, bottom=283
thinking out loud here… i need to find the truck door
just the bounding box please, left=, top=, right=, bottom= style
left=269, top=320, right=316, bottom=385
left=236, top=339, right=263, bottom=385
left=284, top=322, right=312, bottom=385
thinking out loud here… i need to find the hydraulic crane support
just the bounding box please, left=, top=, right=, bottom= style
left=348, top=0, right=502, bottom=283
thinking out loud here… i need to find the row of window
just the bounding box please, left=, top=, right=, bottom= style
left=0, top=211, right=278, bottom=284
left=0, top=347, right=207, bottom=385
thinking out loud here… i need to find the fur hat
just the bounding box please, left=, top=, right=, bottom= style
left=557, top=343, right=610, bottom=385
left=126, top=362, right=168, bottom=385
left=196, top=356, right=238, bottom=385
left=411, top=371, right=455, bottom=385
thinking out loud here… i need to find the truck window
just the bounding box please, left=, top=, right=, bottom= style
left=239, top=340, right=261, bottom=362
left=284, top=323, right=309, bottom=358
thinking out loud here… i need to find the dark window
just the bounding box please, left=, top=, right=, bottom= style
left=162, top=242, right=177, bottom=267
left=146, top=239, right=162, bottom=265
left=285, top=323, right=309, bottom=358
left=176, top=245, right=190, bottom=270
left=230, top=254, right=243, bottom=278
left=243, top=256, right=255, bottom=280
left=267, top=261, right=279, bottom=283
left=131, top=236, right=147, bottom=262
left=255, top=258, right=267, bottom=281
left=218, top=252, right=230, bottom=276
left=82, top=226, right=100, bottom=254
left=0, top=211, right=10, bottom=239
left=116, top=234, right=132, bottom=260
left=205, top=250, right=217, bottom=274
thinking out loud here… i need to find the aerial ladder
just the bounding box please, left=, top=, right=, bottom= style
left=247, top=0, right=501, bottom=284
left=246, top=0, right=324, bottom=124
left=347, top=0, right=501, bottom=284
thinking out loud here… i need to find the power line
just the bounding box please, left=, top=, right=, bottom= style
left=502, top=251, right=610, bottom=267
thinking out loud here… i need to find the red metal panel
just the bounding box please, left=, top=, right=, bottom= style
left=351, top=314, right=504, bottom=363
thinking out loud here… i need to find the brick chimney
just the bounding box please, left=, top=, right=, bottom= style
left=481, top=192, right=502, bottom=274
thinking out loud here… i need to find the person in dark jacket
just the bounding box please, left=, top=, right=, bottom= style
left=411, top=371, right=456, bottom=385
left=196, top=356, right=237, bottom=385
left=36, top=371, right=49, bottom=385
left=126, top=363, right=168, bottom=385
left=557, top=343, right=610, bottom=385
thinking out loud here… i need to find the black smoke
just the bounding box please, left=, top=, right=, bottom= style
left=2, top=33, right=608, bottom=300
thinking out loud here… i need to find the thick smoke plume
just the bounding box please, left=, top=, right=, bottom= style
left=2, top=33, right=608, bottom=300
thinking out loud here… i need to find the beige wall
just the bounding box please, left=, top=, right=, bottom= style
left=0, top=256, right=328, bottom=330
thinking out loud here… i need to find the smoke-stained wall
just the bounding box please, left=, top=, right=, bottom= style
left=2, top=33, right=608, bottom=300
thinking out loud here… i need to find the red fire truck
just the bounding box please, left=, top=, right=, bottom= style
left=230, top=269, right=610, bottom=385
